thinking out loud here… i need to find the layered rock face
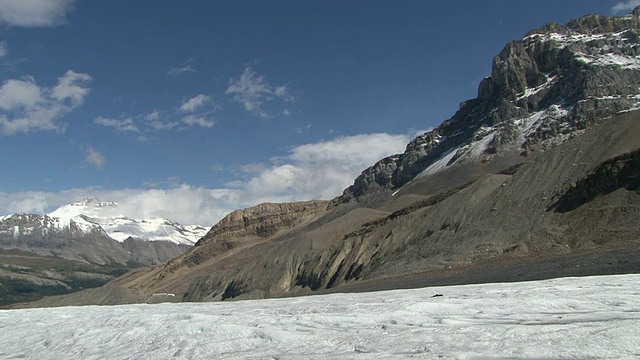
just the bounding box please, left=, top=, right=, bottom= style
left=174, top=200, right=329, bottom=269
left=338, top=8, right=640, bottom=202
left=118, top=200, right=330, bottom=291
left=198, top=201, right=330, bottom=244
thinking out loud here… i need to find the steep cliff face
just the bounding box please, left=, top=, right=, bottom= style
left=197, top=201, right=330, bottom=246
left=180, top=200, right=330, bottom=269
left=337, top=8, right=640, bottom=203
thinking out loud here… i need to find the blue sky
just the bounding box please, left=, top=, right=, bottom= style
left=0, top=0, right=635, bottom=225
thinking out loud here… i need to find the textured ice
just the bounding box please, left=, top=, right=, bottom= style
left=1, top=274, right=638, bottom=359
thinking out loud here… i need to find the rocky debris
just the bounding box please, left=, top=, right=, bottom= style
left=337, top=8, right=640, bottom=203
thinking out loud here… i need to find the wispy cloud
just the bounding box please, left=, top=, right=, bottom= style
left=0, top=70, right=91, bottom=135
left=51, top=70, right=92, bottom=106
left=142, top=110, right=179, bottom=130
left=182, top=114, right=215, bottom=128
left=144, top=110, right=161, bottom=121
left=225, top=64, right=295, bottom=117
left=94, top=116, right=139, bottom=133
left=0, top=0, right=75, bottom=27
left=84, top=146, right=105, bottom=169
left=179, top=94, right=212, bottom=113
left=612, top=0, right=640, bottom=13
left=97, top=93, right=220, bottom=134
left=167, top=59, right=196, bottom=76
left=178, top=94, right=218, bottom=127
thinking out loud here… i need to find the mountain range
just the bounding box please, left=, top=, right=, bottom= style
left=0, top=197, right=208, bottom=305
left=9, top=7, right=640, bottom=307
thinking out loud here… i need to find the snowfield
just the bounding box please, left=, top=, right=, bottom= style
left=1, top=274, right=639, bottom=359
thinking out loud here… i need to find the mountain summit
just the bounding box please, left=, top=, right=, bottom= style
left=0, top=198, right=210, bottom=266
left=0, top=198, right=211, bottom=305
left=47, top=198, right=208, bottom=245
left=337, top=8, right=640, bottom=203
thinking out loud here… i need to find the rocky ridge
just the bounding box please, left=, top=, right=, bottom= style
left=337, top=8, right=640, bottom=203
left=198, top=201, right=330, bottom=244
left=135, top=201, right=329, bottom=279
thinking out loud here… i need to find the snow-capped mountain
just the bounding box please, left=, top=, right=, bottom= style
left=0, top=198, right=211, bottom=266
left=46, top=197, right=209, bottom=245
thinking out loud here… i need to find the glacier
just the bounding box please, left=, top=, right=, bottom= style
left=0, top=274, right=638, bottom=359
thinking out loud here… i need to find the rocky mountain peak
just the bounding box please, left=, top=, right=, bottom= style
left=336, top=8, right=640, bottom=203
left=2, top=198, right=209, bottom=247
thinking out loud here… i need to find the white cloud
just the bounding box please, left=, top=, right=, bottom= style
left=275, top=85, right=294, bottom=102
left=1, top=191, right=49, bottom=214
left=97, top=105, right=217, bottom=134
left=94, top=116, right=139, bottom=133
left=179, top=94, right=211, bottom=113
left=147, top=120, right=178, bottom=131
left=0, top=186, right=242, bottom=226
left=182, top=115, right=215, bottom=128
left=51, top=70, right=92, bottom=106
left=0, top=70, right=91, bottom=135
left=143, top=111, right=179, bottom=131
left=612, top=0, right=640, bottom=13
left=225, top=65, right=295, bottom=117
left=177, top=94, right=218, bottom=128
left=0, top=0, right=75, bottom=27
left=0, top=132, right=411, bottom=225
left=167, top=59, right=196, bottom=76
left=168, top=64, right=196, bottom=76
left=85, top=146, right=105, bottom=169
left=0, top=78, right=41, bottom=110
left=234, top=132, right=411, bottom=203
left=98, top=95, right=218, bottom=134
left=144, top=110, right=161, bottom=121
